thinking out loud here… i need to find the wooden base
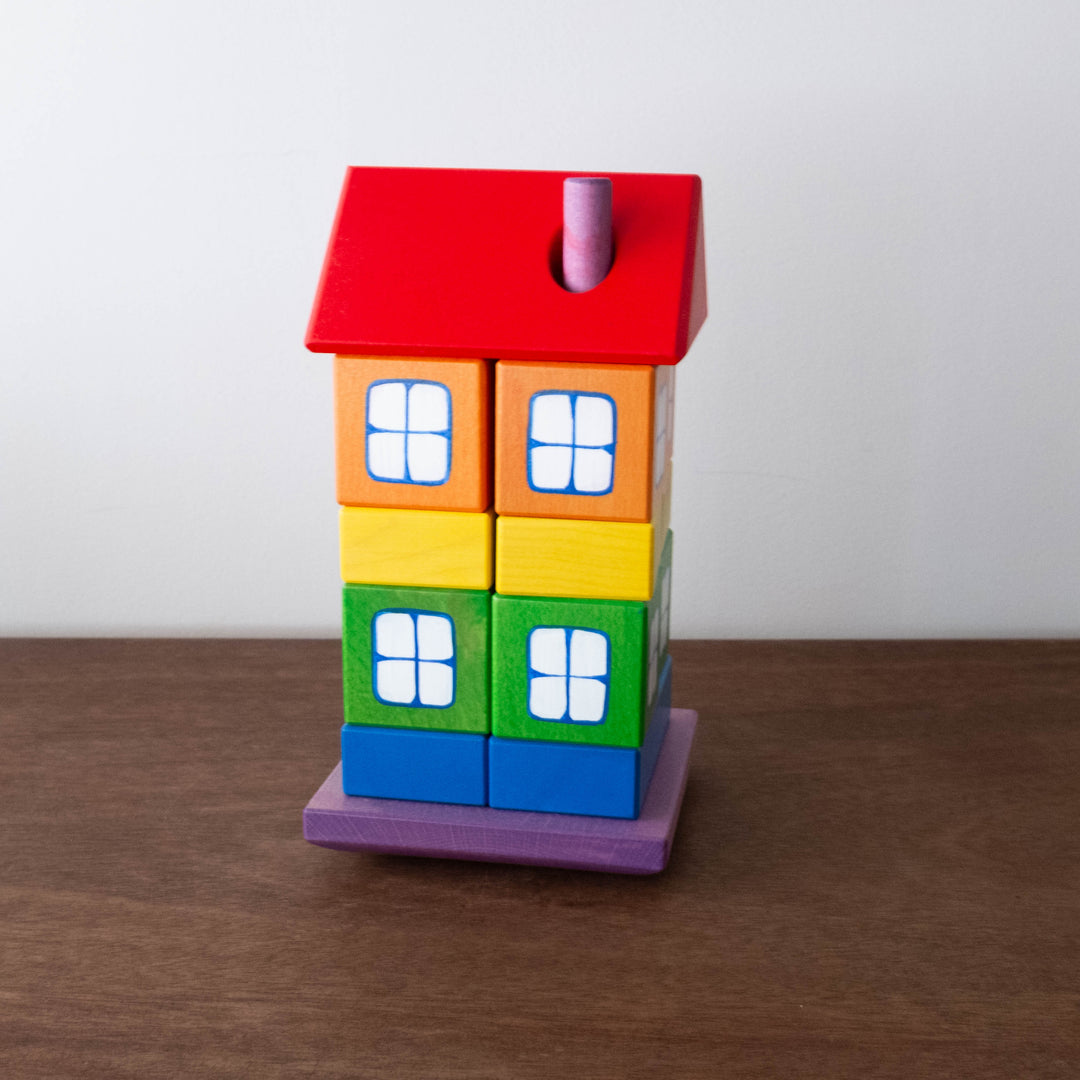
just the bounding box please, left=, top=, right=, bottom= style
left=303, top=709, right=697, bottom=874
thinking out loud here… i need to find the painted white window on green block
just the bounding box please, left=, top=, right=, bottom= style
left=527, top=626, right=610, bottom=724
left=372, top=609, right=455, bottom=708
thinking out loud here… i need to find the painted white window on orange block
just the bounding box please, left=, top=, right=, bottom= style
left=366, top=380, right=452, bottom=485
left=527, top=391, right=616, bottom=495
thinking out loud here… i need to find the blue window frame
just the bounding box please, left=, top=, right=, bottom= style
left=366, top=379, right=452, bottom=486
left=526, top=626, right=610, bottom=724
left=371, top=609, right=456, bottom=708
left=527, top=391, right=616, bottom=495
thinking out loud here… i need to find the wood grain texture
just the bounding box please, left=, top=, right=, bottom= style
left=2, top=639, right=1079, bottom=1079
left=495, top=361, right=656, bottom=522
left=495, top=515, right=659, bottom=600
left=306, top=168, right=705, bottom=364
left=340, top=505, right=494, bottom=590
left=491, top=592, right=648, bottom=747
left=335, top=355, right=491, bottom=512
left=310, top=700, right=688, bottom=870
left=342, top=584, right=491, bottom=733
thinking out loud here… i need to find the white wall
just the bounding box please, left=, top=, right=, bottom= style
left=3, top=1, right=1079, bottom=638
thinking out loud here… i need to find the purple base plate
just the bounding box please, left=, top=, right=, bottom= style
left=303, top=709, right=697, bottom=874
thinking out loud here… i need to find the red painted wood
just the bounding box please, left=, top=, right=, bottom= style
left=305, top=167, right=706, bottom=365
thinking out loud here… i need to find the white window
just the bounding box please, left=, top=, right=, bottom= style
left=366, top=380, right=451, bottom=485
left=527, top=627, right=609, bottom=724
left=372, top=610, right=455, bottom=708
left=647, top=564, right=673, bottom=702
left=653, top=367, right=675, bottom=489
left=528, top=391, right=616, bottom=495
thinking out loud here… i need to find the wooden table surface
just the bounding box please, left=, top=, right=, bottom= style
left=2, top=639, right=1078, bottom=1079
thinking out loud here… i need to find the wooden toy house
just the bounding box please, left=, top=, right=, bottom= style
left=302, top=167, right=706, bottom=871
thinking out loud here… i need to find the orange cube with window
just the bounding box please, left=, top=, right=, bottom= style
left=335, top=355, right=491, bottom=513
left=495, top=360, right=674, bottom=523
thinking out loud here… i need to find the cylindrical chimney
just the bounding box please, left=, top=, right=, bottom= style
left=562, top=177, right=613, bottom=292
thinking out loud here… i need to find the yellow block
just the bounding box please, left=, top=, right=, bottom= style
left=495, top=517, right=656, bottom=601
left=341, top=507, right=494, bottom=590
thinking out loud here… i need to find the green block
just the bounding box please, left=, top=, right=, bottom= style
left=342, top=583, right=490, bottom=734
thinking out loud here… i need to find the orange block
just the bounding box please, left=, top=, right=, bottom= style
left=495, top=361, right=669, bottom=523
left=335, top=356, right=491, bottom=512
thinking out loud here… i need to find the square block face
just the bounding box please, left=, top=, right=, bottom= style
left=341, top=506, right=493, bottom=590
left=343, top=584, right=490, bottom=733
left=492, top=593, right=647, bottom=747
left=487, top=657, right=672, bottom=818
left=496, top=362, right=656, bottom=522
left=335, top=356, right=490, bottom=512
left=341, top=725, right=487, bottom=806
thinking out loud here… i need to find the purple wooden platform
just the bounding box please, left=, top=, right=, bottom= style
left=303, top=709, right=697, bottom=874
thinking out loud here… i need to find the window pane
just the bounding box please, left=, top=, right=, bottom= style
left=367, top=431, right=407, bottom=481
left=529, top=445, right=573, bottom=491
left=418, top=661, right=454, bottom=707
left=529, top=675, right=567, bottom=720
left=376, top=659, right=416, bottom=704
left=530, top=393, right=574, bottom=444
left=408, top=382, right=449, bottom=432
left=529, top=627, right=567, bottom=676
left=374, top=612, right=415, bottom=658
left=406, top=433, right=449, bottom=483
left=569, top=629, right=607, bottom=677
left=416, top=613, right=454, bottom=661
left=573, top=394, right=614, bottom=447
left=367, top=381, right=407, bottom=430
left=572, top=448, right=613, bottom=493
left=568, top=676, right=607, bottom=723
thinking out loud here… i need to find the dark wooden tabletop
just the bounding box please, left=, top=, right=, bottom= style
left=2, top=639, right=1078, bottom=1079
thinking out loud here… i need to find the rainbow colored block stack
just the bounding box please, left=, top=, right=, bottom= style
left=302, top=167, right=706, bottom=865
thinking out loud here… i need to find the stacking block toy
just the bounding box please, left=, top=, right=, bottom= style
left=302, top=167, right=706, bottom=873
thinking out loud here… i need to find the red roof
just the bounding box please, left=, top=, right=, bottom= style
left=305, top=167, right=706, bottom=365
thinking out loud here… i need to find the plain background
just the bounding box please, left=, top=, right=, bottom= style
left=3, top=1, right=1079, bottom=638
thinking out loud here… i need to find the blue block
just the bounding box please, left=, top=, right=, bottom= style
left=341, top=724, right=488, bottom=806
left=488, top=655, right=673, bottom=819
